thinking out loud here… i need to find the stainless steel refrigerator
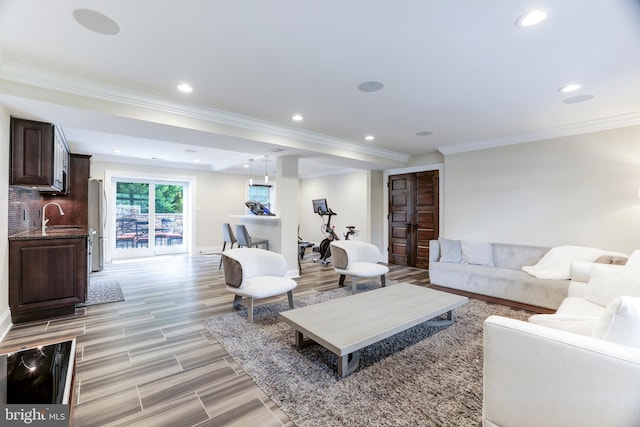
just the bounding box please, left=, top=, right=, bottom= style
left=88, top=179, right=105, bottom=272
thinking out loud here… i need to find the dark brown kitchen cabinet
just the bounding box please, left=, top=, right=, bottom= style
left=9, top=236, right=87, bottom=323
left=10, top=117, right=70, bottom=194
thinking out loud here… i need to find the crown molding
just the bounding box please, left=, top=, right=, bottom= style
left=89, top=153, right=214, bottom=172
left=438, top=111, right=640, bottom=155
left=0, top=61, right=410, bottom=163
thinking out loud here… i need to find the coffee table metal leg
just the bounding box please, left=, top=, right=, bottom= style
left=338, top=351, right=360, bottom=378
left=425, top=309, right=455, bottom=327
left=295, top=330, right=315, bottom=348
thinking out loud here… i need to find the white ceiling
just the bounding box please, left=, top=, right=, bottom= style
left=0, top=0, right=639, bottom=177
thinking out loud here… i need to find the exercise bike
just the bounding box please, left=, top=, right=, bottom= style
left=315, top=208, right=339, bottom=265
left=313, top=212, right=359, bottom=265
left=310, top=198, right=359, bottom=265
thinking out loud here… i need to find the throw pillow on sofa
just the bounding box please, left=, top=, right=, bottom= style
left=623, top=249, right=640, bottom=270
left=595, top=255, right=628, bottom=265
left=585, top=264, right=640, bottom=307
left=439, top=238, right=462, bottom=263
left=591, top=296, right=640, bottom=348
left=461, top=240, right=494, bottom=266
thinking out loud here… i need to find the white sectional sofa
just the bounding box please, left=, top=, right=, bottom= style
left=429, top=239, right=569, bottom=310
left=526, top=251, right=638, bottom=335
left=483, top=251, right=640, bottom=427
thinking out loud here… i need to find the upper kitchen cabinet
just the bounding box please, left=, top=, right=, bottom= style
left=10, top=117, right=70, bottom=195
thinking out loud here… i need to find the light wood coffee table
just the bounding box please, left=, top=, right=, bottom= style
left=278, top=283, right=468, bottom=378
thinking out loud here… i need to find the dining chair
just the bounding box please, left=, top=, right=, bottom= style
left=234, top=224, right=269, bottom=250
left=219, top=223, right=237, bottom=269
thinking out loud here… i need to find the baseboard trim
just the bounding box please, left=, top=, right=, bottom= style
left=0, top=307, right=13, bottom=343
left=197, top=246, right=223, bottom=255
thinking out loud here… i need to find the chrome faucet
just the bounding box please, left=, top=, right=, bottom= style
left=42, top=202, right=65, bottom=234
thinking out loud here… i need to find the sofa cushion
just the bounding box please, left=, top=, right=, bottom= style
left=592, top=296, right=640, bottom=348
left=429, top=261, right=569, bottom=310
left=461, top=240, right=494, bottom=266
left=585, top=264, right=640, bottom=307
left=528, top=314, right=600, bottom=336
left=555, top=296, right=606, bottom=317
left=439, top=238, right=462, bottom=263
left=228, top=276, right=297, bottom=298
left=336, top=261, right=389, bottom=278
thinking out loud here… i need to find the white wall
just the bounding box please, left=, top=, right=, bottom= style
left=368, top=170, right=385, bottom=250
left=443, top=125, right=640, bottom=253
left=299, top=171, right=370, bottom=246
left=0, top=106, right=10, bottom=339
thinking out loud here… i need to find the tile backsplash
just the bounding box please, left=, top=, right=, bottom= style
left=8, top=186, right=42, bottom=236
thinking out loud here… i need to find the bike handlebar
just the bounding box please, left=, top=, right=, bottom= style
left=317, top=208, right=337, bottom=216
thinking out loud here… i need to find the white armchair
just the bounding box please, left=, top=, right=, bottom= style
left=483, top=314, right=640, bottom=427
left=221, top=248, right=297, bottom=322
left=329, top=240, right=389, bottom=292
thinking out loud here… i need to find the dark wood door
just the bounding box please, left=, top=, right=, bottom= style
left=388, top=174, right=413, bottom=266
left=388, top=171, right=439, bottom=268
left=414, top=171, right=439, bottom=268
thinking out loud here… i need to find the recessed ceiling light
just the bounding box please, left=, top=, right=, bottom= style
left=559, top=84, right=581, bottom=93
left=563, top=94, right=595, bottom=104
left=358, top=81, right=384, bottom=92
left=416, top=131, right=433, bottom=137
left=73, top=9, right=120, bottom=35
left=365, top=135, right=375, bottom=141
left=193, top=159, right=200, bottom=163
left=113, top=149, right=123, bottom=153
left=292, top=114, right=303, bottom=121
left=177, top=83, right=193, bottom=93
left=516, top=9, right=548, bottom=27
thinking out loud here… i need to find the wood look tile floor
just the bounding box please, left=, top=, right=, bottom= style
left=0, top=253, right=430, bottom=427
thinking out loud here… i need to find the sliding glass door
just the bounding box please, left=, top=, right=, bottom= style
left=112, top=178, right=186, bottom=259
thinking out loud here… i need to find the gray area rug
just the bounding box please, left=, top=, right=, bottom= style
left=205, top=283, right=531, bottom=427
left=78, top=279, right=125, bottom=306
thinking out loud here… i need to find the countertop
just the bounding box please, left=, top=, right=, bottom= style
left=9, top=226, right=92, bottom=241
left=230, top=214, right=280, bottom=221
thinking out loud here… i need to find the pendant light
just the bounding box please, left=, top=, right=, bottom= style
left=248, top=158, right=254, bottom=186
left=264, top=155, right=269, bottom=183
